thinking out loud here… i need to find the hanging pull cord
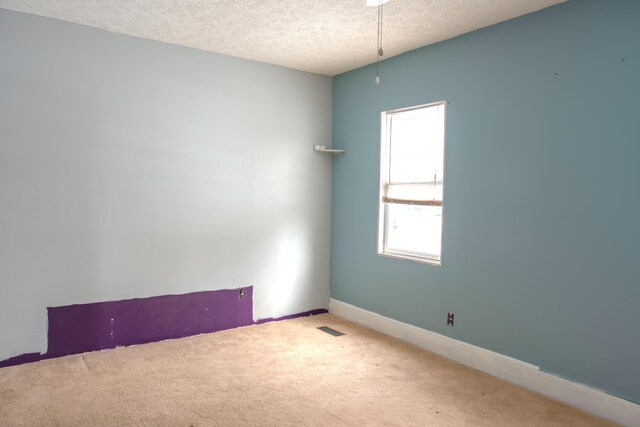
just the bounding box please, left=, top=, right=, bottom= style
left=375, top=1, right=384, bottom=85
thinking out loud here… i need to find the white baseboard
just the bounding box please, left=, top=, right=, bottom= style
left=329, top=298, right=639, bottom=427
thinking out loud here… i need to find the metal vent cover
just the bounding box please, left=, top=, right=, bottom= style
left=317, top=326, right=345, bottom=337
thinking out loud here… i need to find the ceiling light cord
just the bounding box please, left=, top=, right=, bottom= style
left=375, top=1, right=384, bottom=85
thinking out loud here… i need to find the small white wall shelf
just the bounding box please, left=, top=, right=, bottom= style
left=313, top=144, right=345, bottom=155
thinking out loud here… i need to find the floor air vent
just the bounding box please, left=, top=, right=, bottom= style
left=317, top=326, right=345, bottom=337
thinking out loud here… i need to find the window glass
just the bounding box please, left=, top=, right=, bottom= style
left=378, top=101, right=446, bottom=265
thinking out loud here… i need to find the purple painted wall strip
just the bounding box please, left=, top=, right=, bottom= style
left=0, top=287, right=327, bottom=368
left=46, top=287, right=254, bottom=357
left=0, top=352, right=44, bottom=369
left=255, top=308, right=328, bottom=324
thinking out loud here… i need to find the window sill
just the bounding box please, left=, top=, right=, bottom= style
left=377, top=250, right=442, bottom=266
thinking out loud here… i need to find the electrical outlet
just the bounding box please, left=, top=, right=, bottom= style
left=447, top=312, right=454, bottom=326
left=239, top=288, right=246, bottom=300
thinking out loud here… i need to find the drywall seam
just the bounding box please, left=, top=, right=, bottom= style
left=329, top=298, right=640, bottom=427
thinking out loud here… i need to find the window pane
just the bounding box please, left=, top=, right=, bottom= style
left=385, top=203, right=442, bottom=260
left=388, top=106, right=444, bottom=184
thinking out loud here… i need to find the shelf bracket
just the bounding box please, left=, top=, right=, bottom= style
left=313, top=144, right=345, bottom=155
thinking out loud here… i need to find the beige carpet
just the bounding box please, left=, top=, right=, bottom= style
left=0, top=314, right=615, bottom=426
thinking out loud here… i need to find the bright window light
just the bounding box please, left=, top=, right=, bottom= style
left=378, top=101, right=447, bottom=265
left=366, top=0, right=391, bottom=6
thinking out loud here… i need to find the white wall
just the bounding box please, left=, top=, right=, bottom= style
left=0, top=9, right=332, bottom=360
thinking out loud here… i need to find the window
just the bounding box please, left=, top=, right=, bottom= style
left=378, top=101, right=446, bottom=265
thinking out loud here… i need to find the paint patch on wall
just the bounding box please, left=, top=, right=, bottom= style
left=0, top=287, right=328, bottom=368
left=256, top=309, right=328, bottom=325
left=46, top=287, right=254, bottom=357
left=0, top=353, right=43, bottom=368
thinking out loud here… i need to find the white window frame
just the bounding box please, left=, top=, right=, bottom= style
left=377, top=100, right=447, bottom=266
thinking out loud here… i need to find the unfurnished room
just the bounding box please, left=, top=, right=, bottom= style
left=0, top=0, right=639, bottom=425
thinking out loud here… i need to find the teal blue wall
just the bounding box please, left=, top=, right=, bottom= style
left=331, top=0, right=639, bottom=403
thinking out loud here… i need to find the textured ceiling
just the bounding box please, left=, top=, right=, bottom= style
left=0, top=0, right=567, bottom=76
